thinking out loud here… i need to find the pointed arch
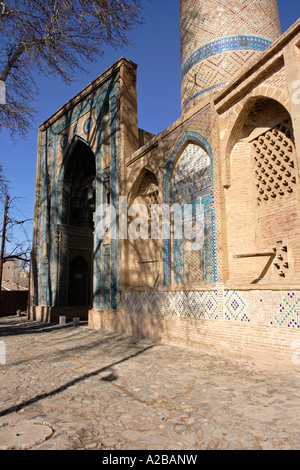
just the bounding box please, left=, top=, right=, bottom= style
left=56, top=135, right=96, bottom=227
left=163, top=132, right=213, bottom=204
left=57, top=134, right=95, bottom=189
left=162, top=132, right=216, bottom=287
left=223, top=95, right=298, bottom=282
left=128, top=167, right=160, bottom=207
left=127, top=167, right=161, bottom=288
left=224, top=95, right=292, bottom=188
left=53, top=135, right=96, bottom=308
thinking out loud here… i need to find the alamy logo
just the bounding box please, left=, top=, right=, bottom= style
left=0, top=80, right=6, bottom=105
left=0, top=341, right=6, bottom=364
left=96, top=197, right=205, bottom=251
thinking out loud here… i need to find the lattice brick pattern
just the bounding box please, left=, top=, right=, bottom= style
left=253, top=120, right=297, bottom=205
left=273, top=241, right=289, bottom=279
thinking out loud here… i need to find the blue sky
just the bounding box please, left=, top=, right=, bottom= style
left=0, top=0, right=299, bottom=247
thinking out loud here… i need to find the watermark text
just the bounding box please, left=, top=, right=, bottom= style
left=96, top=197, right=205, bottom=251
left=0, top=341, right=6, bottom=364
left=0, top=80, right=6, bottom=105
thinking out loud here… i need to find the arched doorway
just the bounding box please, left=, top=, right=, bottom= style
left=68, top=255, right=90, bottom=307
left=169, top=142, right=212, bottom=285
left=57, top=138, right=96, bottom=308
left=61, top=139, right=96, bottom=229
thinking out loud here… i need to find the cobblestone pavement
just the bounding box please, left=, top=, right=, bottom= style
left=1, top=315, right=300, bottom=451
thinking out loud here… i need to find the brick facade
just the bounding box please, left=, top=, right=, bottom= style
left=30, top=4, right=300, bottom=372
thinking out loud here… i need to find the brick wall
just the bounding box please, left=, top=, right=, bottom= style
left=90, top=286, right=300, bottom=373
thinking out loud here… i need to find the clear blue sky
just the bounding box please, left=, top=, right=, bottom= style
left=0, top=0, right=299, bottom=247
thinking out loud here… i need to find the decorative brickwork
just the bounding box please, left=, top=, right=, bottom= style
left=253, top=119, right=297, bottom=206
left=180, top=0, right=281, bottom=111
left=30, top=4, right=300, bottom=372
left=30, top=59, right=138, bottom=317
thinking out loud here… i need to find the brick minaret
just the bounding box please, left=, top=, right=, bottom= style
left=180, top=0, right=281, bottom=113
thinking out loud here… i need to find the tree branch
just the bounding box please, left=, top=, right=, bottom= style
left=0, top=0, right=143, bottom=136
left=0, top=38, right=47, bottom=82
left=3, top=253, right=31, bottom=263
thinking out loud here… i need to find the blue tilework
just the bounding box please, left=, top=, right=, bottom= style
left=125, top=290, right=249, bottom=322
left=34, top=132, right=46, bottom=305
left=173, top=238, right=183, bottom=284
left=50, top=134, right=58, bottom=306
left=35, top=72, right=122, bottom=311
left=224, top=291, right=249, bottom=322
left=110, top=88, right=118, bottom=311
left=181, top=83, right=229, bottom=112
left=125, top=290, right=300, bottom=329
left=211, top=208, right=217, bottom=284
left=271, top=293, right=300, bottom=328
left=102, top=244, right=111, bottom=309
left=163, top=132, right=216, bottom=286
left=40, top=131, right=49, bottom=305
left=163, top=132, right=214, bottom=205
left=83, top=117, right=93, bottom=134
left=181, top=35, right=272, bottom=80
left=60, top=134, right=68, bottom=149
left=94, top=102, right=104, bottom=310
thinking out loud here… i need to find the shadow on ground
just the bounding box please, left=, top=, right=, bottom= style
left=0, top=316, right=157, bottom=419
left=0, top=316, right=84, bottom=337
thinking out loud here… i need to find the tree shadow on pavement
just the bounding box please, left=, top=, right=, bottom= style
left=0, top=316, right=77, bottom=337
left=0, top=343, right=156, bottom=418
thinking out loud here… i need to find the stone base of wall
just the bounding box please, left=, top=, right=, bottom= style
left=89, top=288, right=300, bottom=373
left=28, top=306, right=90, bottom=323
left=88, top=309, right=126, bottom=334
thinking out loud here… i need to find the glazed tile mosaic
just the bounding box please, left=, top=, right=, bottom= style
left=125, top=290, right=300, bottom=328
left=163, top=132, right=216, bottom=287
left=181, top=36, right=272, bottom=79
left=271, top=293, right=300, bottom=329
left=30, top=0, right=300, bottom=371
left=32, top=64, right=124, bottom=312
left=180, top=0, right=281, bottom=109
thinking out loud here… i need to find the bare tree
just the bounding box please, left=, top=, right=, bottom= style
left=3, top=218, right=33, bottom=267
left=0, top=0, right=143, bottom=136
left=1, top=194, right=33, bottom=268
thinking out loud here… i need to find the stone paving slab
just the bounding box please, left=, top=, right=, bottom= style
left=1, top=315, right=300, bottom=450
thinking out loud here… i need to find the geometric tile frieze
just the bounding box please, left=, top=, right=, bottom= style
left=181, top=35, right=272, bottom=79
left=125, top=290, right=300, bottom=329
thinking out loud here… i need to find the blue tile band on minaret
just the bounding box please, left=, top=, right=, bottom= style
left=181, top=35, right=273, bottom=79
left=180, top=0, right=281, bottom=112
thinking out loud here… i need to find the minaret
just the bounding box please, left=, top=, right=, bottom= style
left=180, top=0, right=281, bottom=113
